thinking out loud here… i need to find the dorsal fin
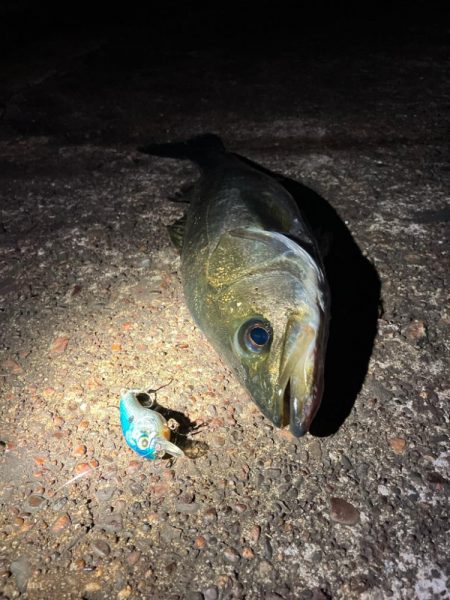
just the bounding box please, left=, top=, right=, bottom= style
left=138, top=134, right=226, bottom=171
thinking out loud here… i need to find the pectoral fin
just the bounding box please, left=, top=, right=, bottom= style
left=167, top=215, right=187, bottom=250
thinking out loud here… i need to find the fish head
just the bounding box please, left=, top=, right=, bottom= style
left=205, top=229, right=329, bottom=436
left=119, top=391, right=184, bottom=459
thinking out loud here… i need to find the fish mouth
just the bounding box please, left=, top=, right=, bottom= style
left=276, top=313, right=327, bottom=436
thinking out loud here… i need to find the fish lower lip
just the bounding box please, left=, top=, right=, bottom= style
left=287, top=373, right=321, bottom=437
left=281, top=376, right=309, bottom=436
left=278, top=319, right=326, bottom=436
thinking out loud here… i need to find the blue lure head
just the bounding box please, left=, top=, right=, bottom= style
left=119, top=389, right=184, bottom=460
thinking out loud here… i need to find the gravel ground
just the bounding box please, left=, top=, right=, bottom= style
left=0, top=7, right=449, bottom=600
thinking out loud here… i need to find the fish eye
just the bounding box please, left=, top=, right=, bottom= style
left=239, top=318, right=272, bottom=353
left=137, top=434, right=150, bottom=450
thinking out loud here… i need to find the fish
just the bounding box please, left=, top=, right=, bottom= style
left=119, top=389, right=184, bottom=459
left=139, top=135, right=330, bottom=437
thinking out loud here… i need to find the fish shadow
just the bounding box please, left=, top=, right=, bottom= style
left=139, top=394, right=209, bottom=458
left=235, top=154, right=382, bottom=436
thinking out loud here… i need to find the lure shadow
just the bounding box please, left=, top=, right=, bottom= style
left=235, top=153, right=381, bottom=436
left=139, top=394, right=209, bottom=458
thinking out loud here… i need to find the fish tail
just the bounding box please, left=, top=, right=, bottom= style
left=138, top=133, right=226, bottom=169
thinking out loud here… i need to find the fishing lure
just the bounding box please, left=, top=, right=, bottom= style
left=119, top=389, right=184, bottom=460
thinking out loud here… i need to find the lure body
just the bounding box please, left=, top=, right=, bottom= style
left=119, top=390, right=184, bottom=459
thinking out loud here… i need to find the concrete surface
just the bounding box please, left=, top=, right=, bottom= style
left=0, top=5, right=449, bottom=599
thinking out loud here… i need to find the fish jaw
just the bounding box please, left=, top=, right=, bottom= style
left=240, top=308, right=328, bottom=437
left=277, top=310, right=328, bottom=436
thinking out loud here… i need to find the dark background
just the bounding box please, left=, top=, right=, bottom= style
left=2, top=1, right=449, bottom=82
left=1, top=1, right=448, bottom=145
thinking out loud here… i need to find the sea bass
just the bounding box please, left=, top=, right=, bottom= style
left=139, top=135, right=330, bottom=436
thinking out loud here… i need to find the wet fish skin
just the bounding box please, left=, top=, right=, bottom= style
left=139, top=135, right=330, bottom=436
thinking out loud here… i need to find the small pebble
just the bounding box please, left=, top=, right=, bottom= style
left=146, top=512, right=160, bottom=524
left=71, top=284, right=83, bottom=296
left=195, top=535, right=206, bottom=549
left=203, top=507, right=217, bottom=522
left=53, top=415, right=65, bottom=427
left=92, top=539, right=111, bottom=558
left=161, top=524, right=182, bottom=543
left=97, top=515, right=123, bottom=533
left=329, top=497, right=360, bottom=525
left=404, top=320, right=426, bottom=342
left=73, top=445, right=87, bottom=457
left=248, top=524, right=261, bottom=544
left=1, top=359, right=23, bottom=374
left=10, top=557, right=32, bottom=593
left=74, top=463, right=91, bottom=476
left=223, top=547, right=240, bottom=563
left=129, top=483, right=143, bottom=496
left=127, top=460, right=142, bottom=473
left=278, top=428, right=295, bottom=441
left=389, top=437, right=407, bottom=454
left=51, top=513, right=71, bottom=533
left=52, top=496, right=68, bottom=511
left=179, top=490, right=195, bottom=504
left=49, top=336, right=69, bottom=355
left=27, top=495, right=46, bottom=510
left=242, top=547, right=255, bottom=559
left=216, top=575, right=233, bottom=589
left=204, top=586, right=219, bottom=600
left=20, top=520, right=34, bottom=533
left=308, top=440, right=322, bottom=460
left=263, top=536, right=273, bottom=559
left=126, top=551, right=141, bottom=566
left=176, top=502, right=200, bottom=513
left=42, top=387, right=56, bottom=398
left=71, top=559, right=86, bottom=571
left=118, top=587, right=133, bottom=600
left=162, top=468, right=175, bottom=480
left=258, top=560, right=275, bottom=579
left=340, top=455, right=353, bottom=470
left=265, top=468, right=281, bottom=479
